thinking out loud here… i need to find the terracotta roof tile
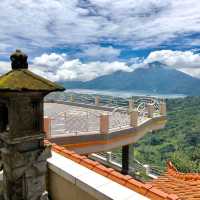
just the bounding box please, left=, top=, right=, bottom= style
left=150, top=161, right=200, bottom=200
left=45, top=140, right=180, bottom=200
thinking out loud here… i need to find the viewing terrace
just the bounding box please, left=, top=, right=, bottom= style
left=44, top=95, right=167, bottom=154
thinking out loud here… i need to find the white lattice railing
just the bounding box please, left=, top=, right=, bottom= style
left=109, top=108, right=130, bottom=130
left=44, top=97, right=166, bottom=136
left=51, top=110, right=100, bottom=136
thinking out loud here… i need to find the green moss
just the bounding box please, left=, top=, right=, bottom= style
left=0, top=69, right=65, bottom=92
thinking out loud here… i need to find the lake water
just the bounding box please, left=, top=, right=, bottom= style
left=65, top=89, right=186, bottom=99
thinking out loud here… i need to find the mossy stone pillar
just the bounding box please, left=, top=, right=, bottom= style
left=0, top=50, right=65, bottom=200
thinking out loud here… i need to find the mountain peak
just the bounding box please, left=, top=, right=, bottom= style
left=147, top=61, right=168, bottom=69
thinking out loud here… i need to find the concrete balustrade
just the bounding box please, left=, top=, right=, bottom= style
left=130, top=109, right=138, bottom=127
left=95, top=96, right=100, bottom=106
left=147, top=103, right=154, bottom=118
left=100, top=113, right=109, bottom=134
left=160, top=102, right=166, bottom=116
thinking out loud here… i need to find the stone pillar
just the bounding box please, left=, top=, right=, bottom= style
left=147, top=103, right=154, bottom=118
left=100, top=114, right=109, bottom=134
left=122, top=145, right=129, bottom=175
left=2, top=144, right=50, bottom=200
left=1, top=96, right=51, bottom=200
left=95, top=96, right=100, bottom=106
left=0, top=50, right=65, bottom=200
left=130, top=109, right=138, bottom=127
left=160, top=101, right=166, bottom=116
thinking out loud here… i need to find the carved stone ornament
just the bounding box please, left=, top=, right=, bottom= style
left=10, top=49, right=28, bottom=70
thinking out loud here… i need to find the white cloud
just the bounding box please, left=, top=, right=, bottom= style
left=145, top=50, right=200, bottom=68
left=1, top=50, right=200, bottom=81
left=80, top=45, right=121, bottom=61
left=0, top=0, right=200, bottom=54
left=31, top=53, right=132, bottom=81
left=0, top=61, right=10, bottom=74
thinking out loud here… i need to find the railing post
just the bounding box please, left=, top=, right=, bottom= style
left=43, top=116, right=51, bottom=139
left=100, top=113, right=109, bottom=134
left=128, top=100, right=134, bottom=110
left=160, top=101, right=166, bottom=116
left=147, top=103, right=154, bottom=118
left=143, top=164, right=150, bottom=176
left=106, top=152, right=112, bottom=163
left=70, top=94, right=75, bottom=102
left=95, top=96, right=100, bottom=106
left=130, top=109, right=138, bottom=127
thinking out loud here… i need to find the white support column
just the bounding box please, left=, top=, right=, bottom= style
left=147, top=103, right=154, bottom=118
left=130, top=109, right=138, bottom=127
left=106, top=152, right=112, bottom=163
left=143, top=164, right=150, bottom=176
left=100, top=114, right=109, bottom=134
left=160, top=101, right=166, bottom=116
left=95, top=96, right=100, bottom=106
left=70, top=94, right=75, bottom=102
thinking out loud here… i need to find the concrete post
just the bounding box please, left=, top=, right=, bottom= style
left=44, top=116, right=51, bottom=139
left=160, top=101, right=166, bottom=116
left=128, top=100, right=134, bottom=110
left=106, top=152, right=112, bottom=163
left=144, top=164, right=150, bottom=176
left=147, top=103, right=154, bottom=118
left=70, top=94, right=75, bottom=102
left=100, top=114, right=109, bottom=134
left=95, top=96, right=100, bottom=106
left=130, top=109, right=138, bottom=127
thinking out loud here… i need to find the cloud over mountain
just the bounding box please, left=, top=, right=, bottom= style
left=1, top=50, right=200, bottom=82
left=31, top=53, right=132, bottom=81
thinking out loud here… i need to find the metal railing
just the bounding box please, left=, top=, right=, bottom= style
left=90, top=151, right=164, bottom=179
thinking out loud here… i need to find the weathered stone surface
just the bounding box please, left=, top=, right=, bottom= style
left=0, top=50, right=64, bottom=199
left=2, top=146, right=51, bottom=200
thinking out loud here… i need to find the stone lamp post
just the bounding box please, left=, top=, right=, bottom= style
left=0, top=50, right=65, bottom=200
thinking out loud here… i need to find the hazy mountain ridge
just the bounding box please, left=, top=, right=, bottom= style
left=62, top=62, right=200, bottom=95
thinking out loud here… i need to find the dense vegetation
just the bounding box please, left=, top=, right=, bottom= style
left=135, top=96, right=200, bottom=172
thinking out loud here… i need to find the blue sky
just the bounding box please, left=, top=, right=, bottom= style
left=0, top=0, right=200, bottom=81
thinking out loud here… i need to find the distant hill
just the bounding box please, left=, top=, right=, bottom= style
left=62, top=62, right=200, bottom=95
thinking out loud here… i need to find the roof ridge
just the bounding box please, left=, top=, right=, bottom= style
left=22, top=69, right=63, bottom=89
left=0, top=69, right=64, bottom=91
left=167, top=161, right=200, bottom=181
left=45, top=140, right=180, bottom=200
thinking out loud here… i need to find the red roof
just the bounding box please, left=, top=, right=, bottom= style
left=150, top=161, right=200, bottom=200
left=45, top=140, right=180, bottom=200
